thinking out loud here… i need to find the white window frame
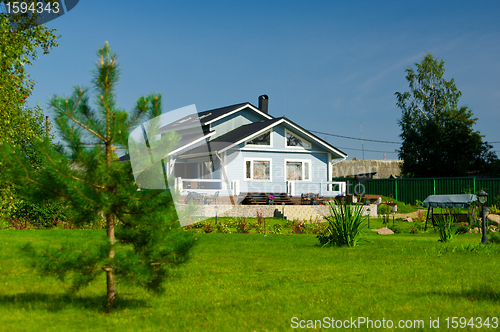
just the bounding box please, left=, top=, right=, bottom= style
left=244, top=158, right=272, bottom=182
left=284, top=159, right=312, bottom=181
left=285, top=129, right=311, bottom=149
left=245, top=129, right=273, bottom=147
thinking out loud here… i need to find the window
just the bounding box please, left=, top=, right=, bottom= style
left=245, top=159, right=271, bottom=181
left=285, top=129, right=311, bottom=149
left=246, top=130, right=271, bottom=146
left=286, top=160, right=311, bottom=181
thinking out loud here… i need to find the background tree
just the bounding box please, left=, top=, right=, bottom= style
left=0, top=42, right=195, bottom=310
left=395, top=52, right=498, bottom=178
left=0, top=8, right=59, bottom=218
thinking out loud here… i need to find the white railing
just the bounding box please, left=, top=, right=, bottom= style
left=175, top=177, right=239, bottom=196
left=287, top=181, right=346, bottom=197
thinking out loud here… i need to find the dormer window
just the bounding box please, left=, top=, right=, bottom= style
left=246, top=130, right=271, bottom=146
left=285, top=129, right=311, bottom=149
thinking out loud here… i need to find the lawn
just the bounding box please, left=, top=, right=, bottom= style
left=1, top=226, right=499, bottom=331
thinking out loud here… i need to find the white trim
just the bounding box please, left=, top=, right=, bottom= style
left=219, top=121, right=279, bottom=153
left=204, top=103, right=273, bottom=125
left=239, top=148, right=327, bottom=153
left=327, top=153, right=332, bottom=190
left=218, top=118, right=346, bottom=158
left=284, top=128, right=311, bottom=149
left=168, top=131, right=216, bottom=156
left=283, top=120, right=347, bottom=158
left=284, top=159, right=312, bottom=182
left=244, top=158, right=272, bottom=182
left=244, top=128, right=273, bottom=147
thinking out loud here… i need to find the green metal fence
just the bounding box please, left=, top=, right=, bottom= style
left=332, top=177, right=500, bottom=206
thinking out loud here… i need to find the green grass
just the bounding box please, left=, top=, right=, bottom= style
left=1, top=228, right=500, bottom=331
left=381, top=196, right=420, bottom=214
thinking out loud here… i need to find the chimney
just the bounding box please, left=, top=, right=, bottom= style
left=258, top=95, right=268, bottom=114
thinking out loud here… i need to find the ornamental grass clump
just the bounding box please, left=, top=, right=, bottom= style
left=317, top=200, right=365, bottom=247
left=436, top=212, right=458, bottom=243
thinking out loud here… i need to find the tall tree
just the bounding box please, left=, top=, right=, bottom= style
left=0, top=42, right=195, bottom=310
left=0, top=9, right=58, bottom=217
left=395, top=52, right=497, bottom=178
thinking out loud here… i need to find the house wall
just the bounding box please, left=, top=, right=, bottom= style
left=225, top=124, right=330, bottom=195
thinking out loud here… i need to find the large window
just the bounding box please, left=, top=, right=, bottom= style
left=285, top=129, right=311, bottom=149
left=245, top=159, right=271, bottom=181
left=285, top=160, right=311, bottom=181
left=246, top=130, right=272, bottom=146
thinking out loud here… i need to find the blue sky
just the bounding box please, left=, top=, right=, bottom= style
left=25, top=0, right=500, bottom=160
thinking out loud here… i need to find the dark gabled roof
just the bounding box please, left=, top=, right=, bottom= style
left=158, top=102, right=272, bottom=133
left=179, top=116, right=347, bottom=158
left=117, top=130, right=214, bottom=162
left=180, top=118, right=282, bottom=156
left=197, top=103, right=252, bottom=124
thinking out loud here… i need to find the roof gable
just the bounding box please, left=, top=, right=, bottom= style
left=179, top=117, right=347, bottom=158
left=158, top=102, right=273, bottom=133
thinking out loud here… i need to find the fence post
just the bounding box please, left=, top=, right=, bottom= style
left=395, top=179, right=398, bottom=201
left=433, top=179, right=436, bottom=195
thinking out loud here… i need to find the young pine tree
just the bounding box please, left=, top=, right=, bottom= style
left=0, top=42, right=195, bottom=310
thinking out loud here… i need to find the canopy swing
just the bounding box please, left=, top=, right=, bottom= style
left=422, top=194, right=478, bottom=231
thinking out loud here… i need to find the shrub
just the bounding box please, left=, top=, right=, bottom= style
left=456, top=224, right=470, bottom=235
left=388, top=224, right=402, bottom=234
left=235, top=218, right=251, bottom=234
left=255, top=212, right=266, bottom=234
left=291, top=221, right=304, bottom=234
left=378, top=204, right=392, bottom=227
left=489, top=205, right=500, bottom=215
left=302, top=220, right=326, bottom=234
left=10, top=199, right=78, bottom=229
left=216, top=221, right=231, bottom=233
left=268, top=223, right=283, bottom=234
left=317, top=201, right=365, bottom=247
left=488, top=231, right=500, bottom=244
left=414, top=209, right=427, bottom=223
left=201, top=220, right=214, bottom=233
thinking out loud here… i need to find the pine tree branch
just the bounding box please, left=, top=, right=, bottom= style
left=40, top=143, right=106, bottom=190
left=44, top=251, right=62, bottom=261
left=58, top=247, right=90, bottom=255
left=57, top=95, right=106, bottom=142
left=73, top=185, right=98, bottom=204
left=126, top=112, right=143, bottom=131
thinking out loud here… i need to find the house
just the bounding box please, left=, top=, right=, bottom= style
left=125, top=95, right=348, bottom=201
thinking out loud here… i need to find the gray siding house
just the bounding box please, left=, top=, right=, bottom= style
left=151, top=96, right=348, bottom=198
